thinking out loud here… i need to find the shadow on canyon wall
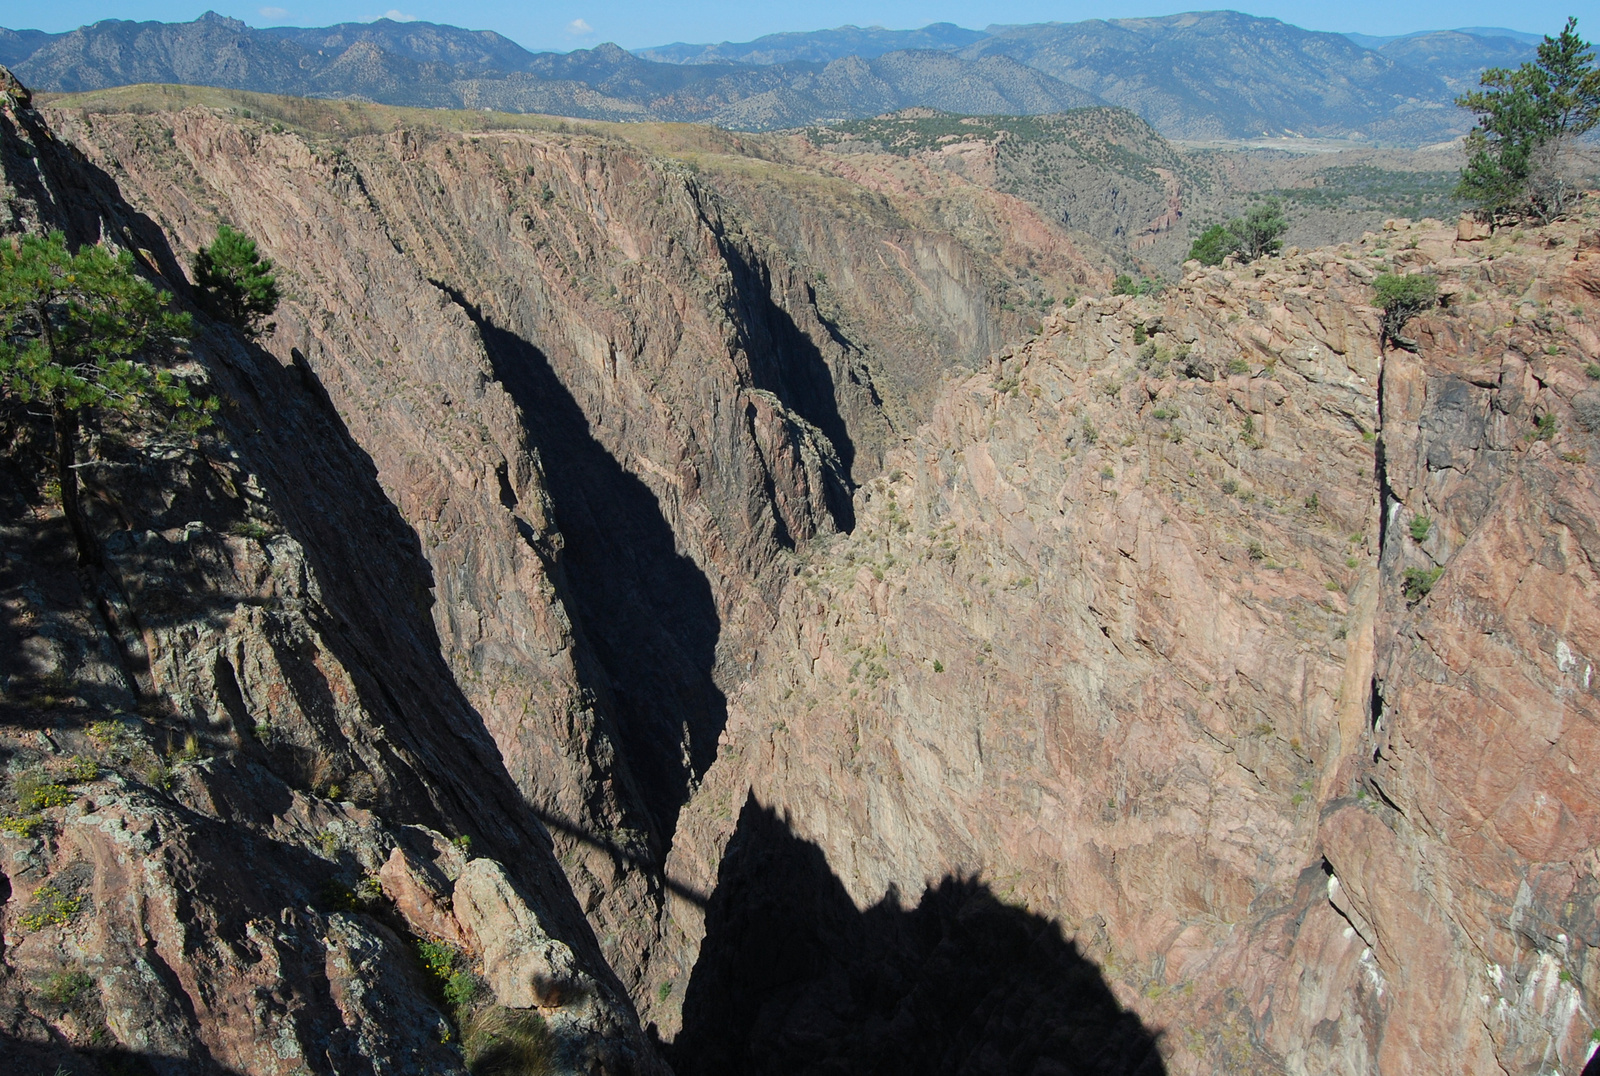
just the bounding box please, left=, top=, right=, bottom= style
left=718, top=239, right=859, bottom=528
left=1, top=96, right=650, bottom=987
left=0, top=1034, right=251, bottom=1076
left=441, top=288, right=727, bottom=849
left=670, top=794, right=1167, bottom=1076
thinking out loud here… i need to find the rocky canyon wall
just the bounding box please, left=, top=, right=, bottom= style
left=3, top=69, right=1599, bottom=1076
left=1, top=72, right=662, bottom=1074
left=21, top=83, right=1065, bottom=1026
left=658, top=214, right=1600, bottom=1075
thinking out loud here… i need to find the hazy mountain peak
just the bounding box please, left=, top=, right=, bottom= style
left=0, top=9, right=1534, bottom=144
left=634, top=21, right=988, bottom=66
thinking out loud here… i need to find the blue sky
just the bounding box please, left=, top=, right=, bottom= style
left=8, top=1, right=1581, bottom=51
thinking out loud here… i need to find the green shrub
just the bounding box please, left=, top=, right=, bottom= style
left=1533, top=412, right=1558, bottom=440
left=0, top=231, right=207, bottom=565
left=0, top=814, right=43, bottom=837
left=1111, top=274, right=1163, bottom=297
left=142, top=757, right=174, bottom=792
left=229, top=520, right=274, bottom=542
left=15, top=771, right=73, bottom=811
left=1373, top=273, right=1439, bottom=347
left=1402, top=566, right=1445, bottom=602
left=444, top=969, right=483, bottom=1013
left=1231, top=199, right=1288, bottom=260
left=1409, top=515, right=1433, bottom=542
left=1455, top=18, right=1600, bottom=219
left=41, top=969, right=94, bottom=1007
left=1188, top=201, right=1288, bottom=265
left=418, top=939, right=461, bottom=982
left=1220, top=478, right=1239, bottom=495
left=1228, top=358, right=1250, bottom=375
left=192, top=225, right=281, bottom=338
left=1188, top=223, right=1235, bottom=266
left=88, top=719, right=131, bottom=747
left=24, top=783, right=72, bottom=810
left=19, top=883, right=83, bottom=931
left=64, top=756, right=98, bottom=782
left=1585, top=363, right=1600, bottom=379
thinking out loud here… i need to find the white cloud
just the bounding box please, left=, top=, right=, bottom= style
left=364, top=9, right=418, bottom=21
left=566, top=18, right=593, bottom=36
left=259, top=6, right=288, bottom=16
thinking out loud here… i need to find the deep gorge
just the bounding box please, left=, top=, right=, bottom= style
left=2, top=71, right=1598, bottom=1076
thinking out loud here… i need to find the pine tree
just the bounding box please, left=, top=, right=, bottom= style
left=1230, top=200, right=1288, bottom=261
left=0, top=231, right=210, bottom=563
left=1186, top=201, right=1288, bottom=266
left=1456, top=18, right=1600, bottom=219
left=1187, top=223, right=1234, bottom=267
left=192, top=225, right=281, bottom=338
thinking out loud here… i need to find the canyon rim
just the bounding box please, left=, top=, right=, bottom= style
left=0, top=37, right=1597, bottom=1076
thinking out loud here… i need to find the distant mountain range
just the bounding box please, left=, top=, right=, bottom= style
left=635, top=23, right=989, bottom=65
left=0, top=11, right=1546, bottom=143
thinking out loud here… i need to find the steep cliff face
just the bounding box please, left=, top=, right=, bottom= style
left=34, top=85, right=1082, bottom=1004
left=657, top=213, right=1600, bottom=1074
left=9, top=67, right=1600, bottom=1076
left=1, top=74, right=661, bottom=1073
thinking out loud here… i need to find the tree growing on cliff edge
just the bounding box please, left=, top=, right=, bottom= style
left=1372, top=272, right=1439, bottom=351
left=1455, top=17, right=1600, bottom=220
left=1187, top=199, right=1289, bottom=266
left=193, top=225, right=280, bottom=339
left=0, top=231, right=211, bottom=564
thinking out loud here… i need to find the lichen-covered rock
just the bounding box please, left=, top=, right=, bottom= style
left=454, top=858, right=584, bottom=1010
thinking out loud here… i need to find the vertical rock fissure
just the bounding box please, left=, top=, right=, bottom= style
left=431, top=278, right=725, bottom=855
left=715, top=235, right=859, bottom=532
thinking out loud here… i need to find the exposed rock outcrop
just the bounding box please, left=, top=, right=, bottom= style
left=34, top=88, right=1110, bottom=1000
left=659, top=213, right=1600, bottom=1074
left=5, top=65, right=1600, bottom=1076
left=1, top=69, right=661, bottom=1073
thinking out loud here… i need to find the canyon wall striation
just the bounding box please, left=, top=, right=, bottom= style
left=659, top=214, right=1600, bottom=1074
left=1, top=70, right=1597, bottom=1075
left=1, top=71, right=663, bottom=1074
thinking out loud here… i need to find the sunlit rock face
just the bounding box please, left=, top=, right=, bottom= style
left=660, top=215, right=1600, bottom=1076
left=3, top=62, right=1598, bottom=1076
